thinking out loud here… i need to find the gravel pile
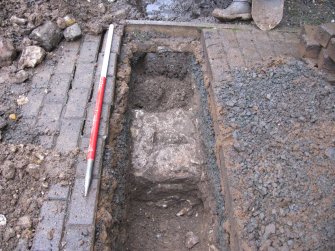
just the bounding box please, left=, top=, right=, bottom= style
left=216, top=58, right=335, bottom=250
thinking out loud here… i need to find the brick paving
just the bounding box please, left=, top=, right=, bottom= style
left=28, top=26, right=123, bottom=250
left=28, top=22, right=299, bottom=250
left=202, top=26, right=300, bottom=250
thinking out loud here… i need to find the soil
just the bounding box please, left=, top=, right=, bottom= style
left=0, top=143, right=76, bottom=250
left=216, top=57, right=335, bottom=250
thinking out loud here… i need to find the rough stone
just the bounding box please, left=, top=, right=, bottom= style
left=318, top=48, right=335, bottom=72
left=17, top=215, right=32, bottom=229
left=26, top=164, right=40, bottom=180
left=63, top=23, right=82, bottom=41
left=19, top=46, right=46, bottom=68
left=29, top=21, right=62, bottom=51
left=0, top=37, right=17, bottom=67
left=131, top=109, right=203, bottom=185
left=4, top=227, right=15, bottom=241
left=263, top=223, right=276, bottom=240
left=314, top=23, right=335, bottom=47
left=185, top=231, right=200, bottom=249
left=12, top=70, right=29, bottom=84
left=299, top=34, right=321, bottom=59
left=10, top=16, right=27, bottom=25
left=2, top=160, right=16, bottom=179
left=0, top=214, right=6, bottom=226
left=327, top=38, right=335, bottom=61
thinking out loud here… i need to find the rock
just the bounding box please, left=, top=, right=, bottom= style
left=0, top=116, right=7, bottom=130
left=12, top=70, right=29, bottom=84
left=56, top=17, right=67, bottom=29
left=98, top=3, right=106, bottom=14
left=0, top=37, right=17, bottom=67
left=0, top=214, right=6, bottom=226
left=63, top=23, right=82, bottom=41
left=4, top=227, right=15, bottom=241
left=9, top=113, right=17, bottom=121
left=17, top=95, right=29, bottom=106
left=63, top=15, right=76, bottom=27
left=113, top=8, right=129, bottom=19
left=26, top=164, right=40, bottom=180
left=10, top=16, right=27, bottom=25
left=185, top=231, right=200, bottom=249
left=17, top=215, right=32, bottom=228
left=325, top=147, right=335, bottom=160
left=2, top=160, right=16, bottom=179
left=87, top=22, right=103, bottom=35
left=19, top=46, right=45, bottom=68
left=29, top=21, right=62, bottom=51
left=263, top=223, right=276, bottom=240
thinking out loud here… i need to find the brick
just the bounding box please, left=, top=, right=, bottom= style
left=300, top=25, right=318, bottom=39
left=22, top=89, right=45, bottom=118
left=31, top=64, right=54, bottom=89
left=31, top=201, right=66, bottom=251
left=251, top=30, right=275, bottom=60
left=107, top=53, right=118, bottom=77
left=314, top=23, right=335, bottom=47
left=235, top=30, right=261, bottom=66
left=63, top=225, right=94, bottom=251
left=67, top=178, right=99, bottom=225
left=38, top=135, right=54, bottom=149
left=36, top=117, right=60, bottom=133
left=92, top=74, right=115, bottom=106
left=44, top=74, right=72, bottom=103
left=64, top=88, right=91, bottom=118
left=226, top=47, right=245, bottom=68
left=55, top=119, right=82, bottom=153
left=299, top=34, right=321, bottom=59
left=78, top=35, right=101, bottom=63
left=77, top=137, right=105, bottom=177
left=318, top=48, right=335, bottom=72
left=40, top=103, right=63, bottom=120
left=326, top=38, right=335, bottom=61
left=111, top=34, right=123, bottom=54
left=48, top=183, right=70, bottom=200
left=75, top=153, right=103, bottom=179
left=218, top=29, right=239, bottom=49
left=55, top=47, right=79, bottom=75
left=71, top=62, right=96, bottom=89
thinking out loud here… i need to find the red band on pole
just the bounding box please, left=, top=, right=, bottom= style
left=87, top=76, right=107, bottom=160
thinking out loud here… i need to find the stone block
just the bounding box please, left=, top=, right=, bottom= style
left=318, top=48, right=335, bottom=72
left=315, top=23, right=335, bottom=47
left=55, top=119, right=82, bottom=153
left=299, top=34, right=321, bottom=59
left=326, top=38, right=335, bottom=61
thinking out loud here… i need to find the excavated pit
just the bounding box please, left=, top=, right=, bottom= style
left=96, top=33, right=226, bottom=251
left=126, top=52, right=217, bottom=250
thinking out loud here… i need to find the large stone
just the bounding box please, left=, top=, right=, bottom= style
left=318, top=48, right=335, bottom=72
left=327, top=38, right=335, bottom=61
left=131, top=109, right=203, bottom=190
left=0, top=37, right=17, bottom=67
left=19, top=46, right=45, bottom=68
left=314, top=23, right=335, bottom=47
left=29, top=21, right=62, bottom=51
left=63, top=23, right=82, bottom=41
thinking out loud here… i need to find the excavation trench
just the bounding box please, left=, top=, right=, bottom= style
left=96, top=32, right=226, bottom=251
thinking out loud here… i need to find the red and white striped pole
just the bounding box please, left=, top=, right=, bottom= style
left=85, top=24, right=114, bottom=196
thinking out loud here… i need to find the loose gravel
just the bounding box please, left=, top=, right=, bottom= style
left=215, top=58, right=335, bottom=250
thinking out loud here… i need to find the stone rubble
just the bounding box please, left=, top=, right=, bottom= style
left=18, top=46, right=46, bottom=68
left=29, top=21, right=62, bottom=51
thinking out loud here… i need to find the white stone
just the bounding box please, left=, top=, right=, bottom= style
left=19, top=46, right=45, bottom=68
